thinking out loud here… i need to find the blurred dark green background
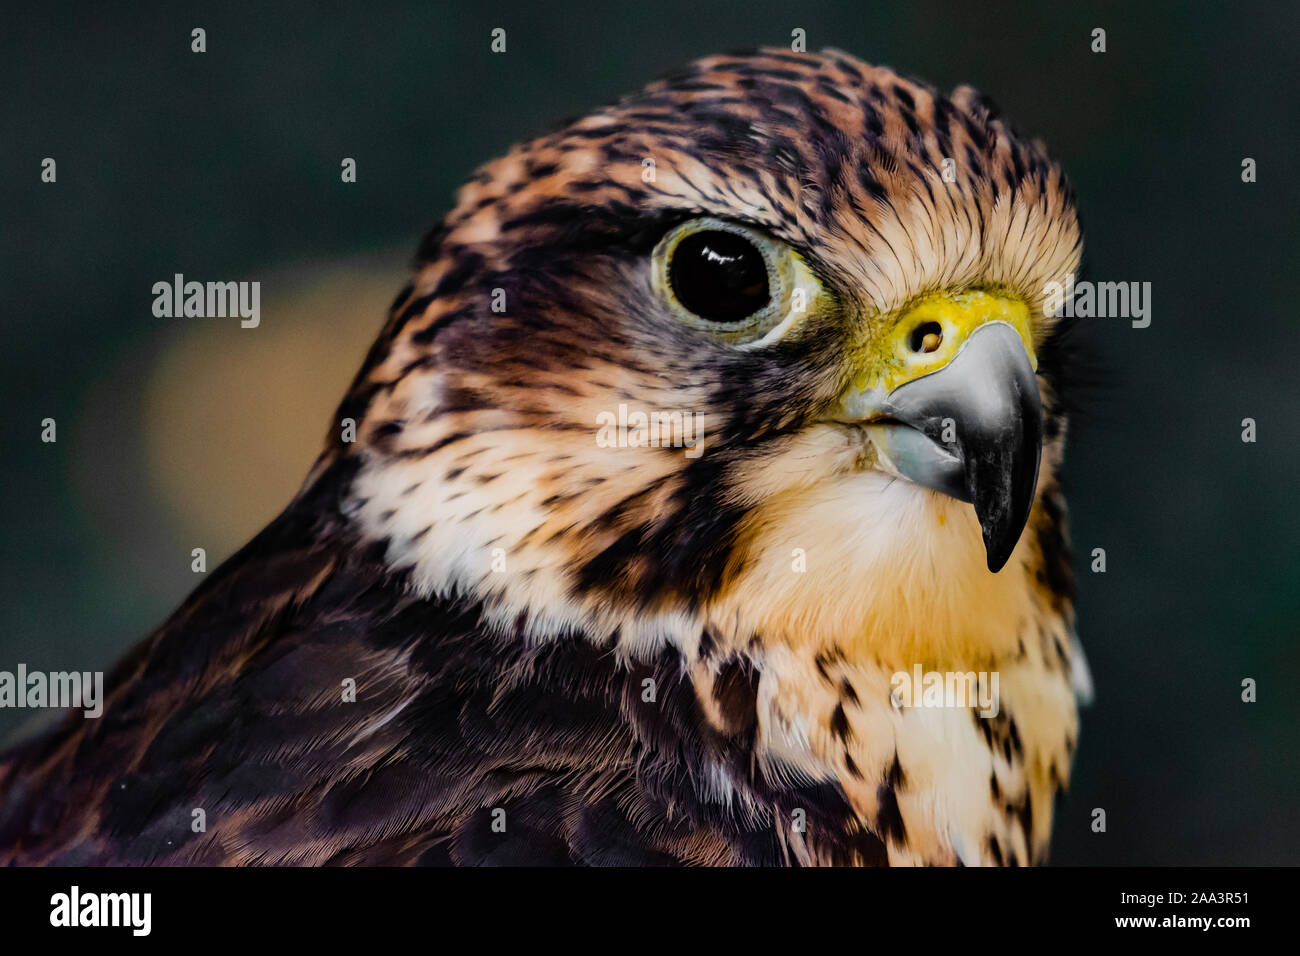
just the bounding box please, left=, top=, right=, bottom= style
left=2, top=1, right=1297, bottom=864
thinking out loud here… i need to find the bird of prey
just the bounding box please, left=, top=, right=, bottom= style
left=0, top=48, right=1090, bottom=866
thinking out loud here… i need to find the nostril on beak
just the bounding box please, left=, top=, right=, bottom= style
left=909, top=321, right=944, bottom=354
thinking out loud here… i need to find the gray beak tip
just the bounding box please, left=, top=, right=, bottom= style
left=983, top=536, right=1016, bottom=574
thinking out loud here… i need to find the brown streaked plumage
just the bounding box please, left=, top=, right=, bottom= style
left=0, top=48, right=1089, bottom=866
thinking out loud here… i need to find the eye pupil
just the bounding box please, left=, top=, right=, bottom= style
left=668, top=230, right=770, bottom=323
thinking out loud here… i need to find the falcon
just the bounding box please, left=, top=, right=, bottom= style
left=0, top=48, right=1090, bottom=866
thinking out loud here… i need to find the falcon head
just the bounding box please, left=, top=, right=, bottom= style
left=324, top=48, right=1081, bottom=665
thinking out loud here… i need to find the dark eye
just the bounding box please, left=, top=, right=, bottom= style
left=652, top=217, right=812, bottom=344
left=668, top=230, right=771, bottom=323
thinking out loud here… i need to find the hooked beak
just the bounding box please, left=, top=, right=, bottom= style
left=836, top=293, right=1043, bottom=573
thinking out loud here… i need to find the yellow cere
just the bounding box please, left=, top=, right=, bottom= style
left=858, top=289, right=1036, bottom=396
